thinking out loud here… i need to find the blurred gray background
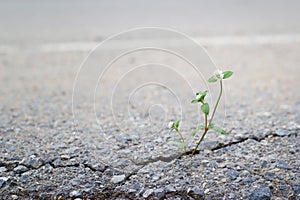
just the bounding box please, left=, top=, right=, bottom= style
left=1, top=0, right=300, bottom=44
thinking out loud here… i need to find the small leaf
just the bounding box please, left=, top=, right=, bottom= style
left=178, top=142, right=186, bottom=150
left=222, top=71, right=233, bottom=79
left=175, top=119, right=180, bottom=130
left=167, top=138, right=181, bottom=143
left=210, top=124, right=226, bottom=134
left=191, top=99, right=199, bottom=104
left=208, top=76, right=218, bottom=83
left=192, top=125, right=205, bottom=136
left=199, top=90, right=207, bottom=102
left=201, top=103, right=209, bottom=115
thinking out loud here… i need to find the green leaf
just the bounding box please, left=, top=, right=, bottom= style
left=201, top=103, right=209, bottom=115
left=178, top=142, right=186, bottom=150
left=191, top=99, right=199, bottom=104
left=222, top=71, right=233, bottom=79
left=210, top=124, right=226, bottom=134
left=167, top=138, right=181, bottom=143
left=198, top=90, right=207, bottom=102
left=208, top=76, right=218, bottom=83
left=192, top=90, right=207, bottom=104
left=192, top=125, right=205, bottom=136
left=175, top=119, right=180, bottom=130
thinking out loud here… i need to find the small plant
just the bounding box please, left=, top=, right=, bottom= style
left=168, top=69, right=233, bottom=155
left=168, top=120, right=186, bottom=155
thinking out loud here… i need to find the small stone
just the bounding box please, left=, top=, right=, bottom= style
left=28, top=157, right=43, bottom=169
left=69, top=190, right=82, bottom=198
left=52, top=158, right=63, bottom=167
left=0, top=177, right=9, bottom=187
left=260, top=160, right=268, bottom=167
left=111, top=174, right=125, bottom=184
left=226, top=169, right=239, bottom=180
left=293, top=185, right=300, bottom=196
left=132, top=182, right=140, bottom=190
left=143, top=189, right=153, bottom=198
left=21, top=171, right=31, bottom=181
left=165, top=185, right=176, bottom=192
left=221, top=178, right=227, bottom=183
left=14, top=165, right=28, bottom=173
left=70, top=178, right=80, bottom=186
left=83, top=183, right=94, bottom=193
left=207, top=161, right=218, bottom=168
left=11, top=195, right=18, bottom=200
left=264, top=172, right=275, bottom=181
left=188, top=186, right=204, bottom=195
left=65, top=147, right=78, bottom=154
left=234, top=133, right=245, bottom=140
left=152, top=174, right=160, bottom=181
left=242, top=177, right=257, bottom=184
left=204, top=188, right=210, bottom=194
left=249, top=185, right=271, bottom=200
left=275, top=129, right=290, bottom=136
left=61, top=154, right=70, bottom=160
left=0, top=167, right=7, bottom=174
left=154, top=188, right=165, bottom=198
left=277, top=160, right=290, bottom=170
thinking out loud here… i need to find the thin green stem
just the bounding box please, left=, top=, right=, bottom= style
left=192, top=113, right=208, bottom=154
left=192, top=80, right=223, bottom=154
left=176, top=129, right=186, bottom=155
left=209, top=80, right=223, bottom=126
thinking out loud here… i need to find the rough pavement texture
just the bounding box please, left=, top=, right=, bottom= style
left=1, top=41, right=300, bottom=200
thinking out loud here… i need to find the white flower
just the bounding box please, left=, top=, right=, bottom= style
left=196, top=94, right=201, bottom=99
left=168, top=121, right=174, bottom=128
left=214, top=69, right=224, bottom=80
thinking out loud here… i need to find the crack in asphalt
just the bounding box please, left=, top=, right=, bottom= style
left=119, top=130, right=298, bottom=185
left=0, top=130, right=297, bottom=193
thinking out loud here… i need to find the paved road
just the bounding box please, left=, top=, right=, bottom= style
left=0, top=1, right=299, bottom=199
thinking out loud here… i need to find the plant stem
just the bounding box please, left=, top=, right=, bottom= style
left=209, top=80, right=223, bottom=126
left=192, top=80, right=223, bottom=154
left=192, top=114, right=208, bottom=155
left=176, top=130, right=186, bottom=155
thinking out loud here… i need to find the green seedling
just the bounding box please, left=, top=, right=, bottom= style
left=168, top=69, right=233, bottom=155
left=168, top=119, right=186, bottom=155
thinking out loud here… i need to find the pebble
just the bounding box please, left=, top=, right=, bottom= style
left=111, top=174, right=126, bottom=184
left=0, top=177, right=9, bottom=187
left=165, top=185, right=176, bottom=192
left=249, top=185, right=271, bottom=200
left=260, top=160, right=268, bottom=167
left=154, top=188, right=165, bottom=198
left=65, top=147, right=78, bottom=154
left=204, top=188, right=210, bottom=194
left=28, top=157, right=44, bottom=169
left=61, top=154, right=70, bottom=160
left=11, top=195, right=18, bottom=200
left=21, top=171, right=32, bottom=181
left=69, top=190, right=82, bottom=198
left=0, top=167, right=7, bottom=174
left=226, top=169, right=239, bottom=180
left=264, top=172, right=275, bottom=181
left=14, top=165, right=28, bottom=173
left=187, top=186, right=204, bottom=195
left=70, top=178, right=80, bottom=186
left=207, top=161, right=218, bottom=168
left=151, top=174, right=160, bottom=181
left=132, top=182, right=140, bottom=190
left=294, top=185, right=300, bottom=196
left=275, top=129, right=290, bottom=136
left=143, top=189, right=153, bottom=198
left=277, top=160, right=290, bottom=170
